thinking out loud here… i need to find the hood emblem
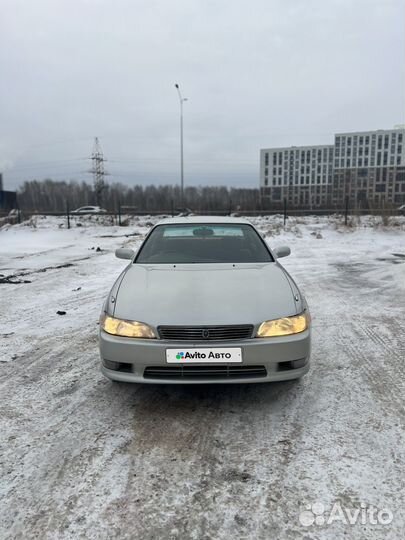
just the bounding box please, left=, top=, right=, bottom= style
left=202, top=329, right=210, bottom=339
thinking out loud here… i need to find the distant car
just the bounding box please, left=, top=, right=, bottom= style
left=398, top=205, right=405, bottom=215
left=99, top=217, right=311, bottom=384
left=71, top=206, right=107, bottom=214
left=175, top=207, right=193, bottom=216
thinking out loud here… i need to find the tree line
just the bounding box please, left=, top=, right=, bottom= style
left=17, top=179, right=262, bottom=213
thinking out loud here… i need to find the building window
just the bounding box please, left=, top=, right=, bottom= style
left=378, top=136, right=382, bottom=150
left=265, top=153, right=269, bottom=166
left=398, top=145, right=402, bottom=154
left=399, top=133, right=403, bottom=143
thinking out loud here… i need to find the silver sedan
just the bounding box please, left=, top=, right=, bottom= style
left=99, top=217, right=311, bottom=384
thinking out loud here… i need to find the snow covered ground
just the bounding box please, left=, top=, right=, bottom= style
left=1, top=214, right=404, bottom=539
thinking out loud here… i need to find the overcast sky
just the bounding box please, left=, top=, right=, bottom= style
left=1, top=0, right=404, bottom=191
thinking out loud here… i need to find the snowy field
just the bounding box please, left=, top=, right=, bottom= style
left=1, top=214, right=405, bottom=539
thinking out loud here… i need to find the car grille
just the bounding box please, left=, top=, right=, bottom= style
left=157, top=325, right=254, bottom=341
left=143, top=365, right=267, bottom=380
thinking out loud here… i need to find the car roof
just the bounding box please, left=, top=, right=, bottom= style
left=155, top=216, right=252, bottom=226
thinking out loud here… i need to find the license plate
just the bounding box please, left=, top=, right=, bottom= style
left=166, top=347, right=242, bottom=363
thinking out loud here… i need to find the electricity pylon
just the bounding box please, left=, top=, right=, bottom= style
left=89, top=137, right=108, bottom=206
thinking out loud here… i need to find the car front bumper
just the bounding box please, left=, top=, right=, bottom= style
left=99, top=328, right=311, bottom=384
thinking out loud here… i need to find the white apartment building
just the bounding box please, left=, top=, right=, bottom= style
left=260, top=144, right=334, bottom=207
left=332, top=129, right=405, bottom=206
left=260, top=128, right=405, bottom=208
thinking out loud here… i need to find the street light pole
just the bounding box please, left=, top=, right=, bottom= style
left=175, top=84, right=187, bottom=207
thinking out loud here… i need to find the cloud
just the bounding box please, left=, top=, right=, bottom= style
left=1, top=0, right=404, bottom=190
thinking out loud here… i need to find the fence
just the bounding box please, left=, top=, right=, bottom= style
left=1, top=199, right=404, bottom=229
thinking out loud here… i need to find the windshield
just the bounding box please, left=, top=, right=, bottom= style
left=135, top=223, right=274, bottom=264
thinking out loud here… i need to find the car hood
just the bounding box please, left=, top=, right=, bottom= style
left=113, top=263, right=298, bottom=327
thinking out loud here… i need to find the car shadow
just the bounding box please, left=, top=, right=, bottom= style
left=103, top=378, right=304, bottom=454
left=115, top=381, right=303, bottom=459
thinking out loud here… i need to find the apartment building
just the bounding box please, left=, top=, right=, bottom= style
left=260, top=144, right=334, bottom=208
left=331, top=129, right=405, bottom=207
left=260, top=128, right=405, bottom=208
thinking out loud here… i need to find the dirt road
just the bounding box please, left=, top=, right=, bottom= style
left=1, top=217, right=404, bottom=539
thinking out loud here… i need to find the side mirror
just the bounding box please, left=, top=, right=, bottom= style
left=274, top=245, right=291, bottom=259
left=115, top=248, right=135, bottom=260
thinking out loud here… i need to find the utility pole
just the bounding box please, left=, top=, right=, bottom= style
left=175, top=84, right=188, bottom=208
left=89, top=137, right=108, bottom=207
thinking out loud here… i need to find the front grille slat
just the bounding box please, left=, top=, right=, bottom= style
left=144, top=365, right=267, bottom=380
left=158, top=325, right=254, bottom=341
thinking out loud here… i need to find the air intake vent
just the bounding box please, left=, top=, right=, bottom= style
left=144, top=365, right=267, bottom=380
left=158, top=325, right=254, bottom=341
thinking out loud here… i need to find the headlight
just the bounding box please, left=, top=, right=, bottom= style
left=100, top=314, right=156, bottom=338
left=256, top=312, right=310, bottom=338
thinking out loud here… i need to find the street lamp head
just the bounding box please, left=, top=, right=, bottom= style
left=175, top=83, right=179, bottom=89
